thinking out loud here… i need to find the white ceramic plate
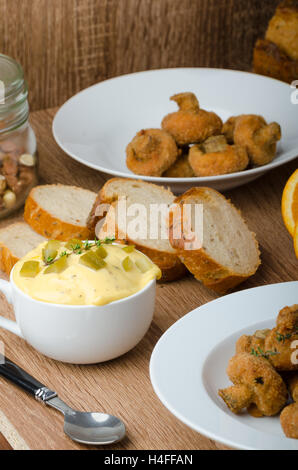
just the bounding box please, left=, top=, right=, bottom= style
left=53, top=68, right=298, bottom=193
left=150, top=282, right=298, bottom=450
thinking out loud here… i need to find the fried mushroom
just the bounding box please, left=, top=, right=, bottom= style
left=280, top=403, right=298, bottom=439
left=218, top=352, right=288, bottom=416
left=264, top=304, right=298, bottom=371
left=289, top=373, right=298, bottom=402
left=188, top=135, right=249, bottom=177
left=161, top=92, right=222, bottom=146
left=280, top=369, right=298, bottom=439
left=222, top=117, right=236, bottom=144
left=163, top=148, right=194, bottom=177
left=223, top=114, right=281, bottom=166
left=236, top=329, right=271, bottom=355
left=126, top=128, right=179, bottom=176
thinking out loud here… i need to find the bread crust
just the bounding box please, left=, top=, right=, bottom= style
left=92, top=178, right=186, bottom=282
left=0, top=242, right=19, bottom=275
left=87, top=177, right=176, bottom=235
left=266, top=0, right=298, bottom=61
left=253, top=38, right=298, bottom=83
left=169, top=187, right=260, bottom=294
left=24, top=185, right=93, bottom=241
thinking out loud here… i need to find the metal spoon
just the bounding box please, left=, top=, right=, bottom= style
left=0, top=355, right=126, bottom=445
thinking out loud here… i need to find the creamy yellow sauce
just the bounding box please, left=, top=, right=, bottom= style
left=13, top=242, right=161, bottom=306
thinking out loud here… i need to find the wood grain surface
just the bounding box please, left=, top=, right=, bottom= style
left=0, top=107, right=296, bottom=450
left=0, top=432, right=12, bottom=450
left=0, top=0, right=280, bottom=111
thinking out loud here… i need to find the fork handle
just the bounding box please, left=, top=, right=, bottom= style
left=0, top=355, right=57, bottom=402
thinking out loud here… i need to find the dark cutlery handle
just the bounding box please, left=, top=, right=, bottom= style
left=0, top=355, right=48, bottom=397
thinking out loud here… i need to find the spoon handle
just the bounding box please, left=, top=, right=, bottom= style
left=0, top=355, right=57, bottom=402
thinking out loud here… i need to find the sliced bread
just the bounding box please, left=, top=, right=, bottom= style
left=88, top=178, right=186, bottom=282
left=169, top=187, right=260, bottom=294
left=0, top=222, right=46, bottom=275
left=24, top=184, right=97, bottom=241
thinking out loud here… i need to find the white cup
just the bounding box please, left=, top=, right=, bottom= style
left=0, top=268, right=156, bottom=364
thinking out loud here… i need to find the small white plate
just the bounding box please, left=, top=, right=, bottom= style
left=150, top=282, right=298, bottom=450
left=53, top=68, right=298, bottom=193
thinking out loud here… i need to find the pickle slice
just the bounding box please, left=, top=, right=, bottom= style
left=122, top=245, right=135, bottom=253
left=96, top=245, right=108, bottom=258
left=103, top=237, right=115, bottom=245
left=44, top=255, right=68, bottom=274
left=135, top=257, right=152, bottom=273
left=20, top=261, right=41, bottom=278
left=79, top=251, right=106, bottom=270
left=42, top=240, right=61, bottom=264
left=65, top=239, right=83, bottom=251
left=122, top=256, right=133, bottom=271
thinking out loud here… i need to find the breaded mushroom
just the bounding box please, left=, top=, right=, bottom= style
left=280, top=369, right=298, bottom=439
left=222, top=117, right=236, bottom=144
left=222, top=114, right=281, bottom=166
left=280, top=403, right=298, bottom=439
left=163, top=149, right=195, bottom=177
left=188, top=135, right=249, bottom=177
left=236, top=329, right=271, bottom=355
left=277, top=304, right=298, bottom=330
left=126, top=128, right=179, bottom=176
left=264, top=304, right=298, bottom=371
left=289, top=373, right=298, bottom=402
left=218, top=352, right=288, bottom=416
left=162, top=92, right=223, bottom=146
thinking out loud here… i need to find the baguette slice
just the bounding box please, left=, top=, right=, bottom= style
left=24, top=184, right=97, bottom=241
left=169, top=187, right=260, bottom=294
left=253, top=38, right=298, bottom=83
left=88, top=178, right=186, bottom=282
left=0, top=222, right=46, bottom=275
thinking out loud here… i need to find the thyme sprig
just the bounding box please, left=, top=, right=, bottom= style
left=251, top=347, right=279, bottom=360
left=43, top=237, right=116, bottom=266
left=276, top=332, right=293, bottom=343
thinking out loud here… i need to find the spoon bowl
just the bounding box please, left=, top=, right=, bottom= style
left=48, top=396, right=126, bottom=445
left=64, top=411, right=126, bottom=445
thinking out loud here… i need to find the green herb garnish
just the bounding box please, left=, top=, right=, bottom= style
left=84, top=241, right=92, bottom=250
left=251, top=347, right=279, bottom=360
left=276, top=332, right=292, bottom=343
left=103, top=237, right=115, bottom=244
left=41, top=238, right=117, bottom=267
left=44, top=255, right=68, bottom=274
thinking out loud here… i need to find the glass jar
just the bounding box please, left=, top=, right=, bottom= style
left=0, top=53, right=38, bottom=218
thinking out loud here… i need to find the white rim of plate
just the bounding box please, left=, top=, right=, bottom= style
left=52, top=68, right=298, bottom=184
left=149, top=281, right=298, bottom=450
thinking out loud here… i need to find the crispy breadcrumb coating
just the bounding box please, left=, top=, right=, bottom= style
left=126, top=128, right=178, bottom=176
left=162, top=92, right=222, bottom=146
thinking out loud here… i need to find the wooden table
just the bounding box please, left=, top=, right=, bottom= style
left=0, top=108, right=296, bottom=450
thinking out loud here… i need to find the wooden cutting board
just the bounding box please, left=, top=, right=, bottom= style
left=0, top=107, right=296, bottom=450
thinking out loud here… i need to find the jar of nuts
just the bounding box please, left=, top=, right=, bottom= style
left=0, top=54, right=38, bottom=218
